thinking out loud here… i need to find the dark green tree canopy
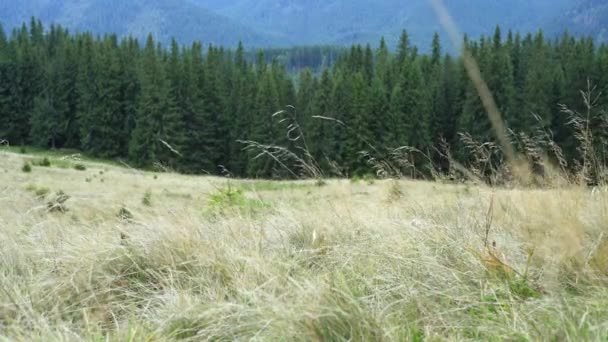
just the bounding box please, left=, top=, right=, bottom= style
left=0, top=20, right=604, bottom=178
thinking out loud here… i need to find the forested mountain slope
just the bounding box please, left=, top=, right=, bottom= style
left=0, top=0, right=278, bottom=47
left=1, top=20, right=605, bottom=179
left=192, top=0, right=573, bottom=47
left=552, top=0, right=608, bottom=41
left=1, top=0, right=596, bottom=48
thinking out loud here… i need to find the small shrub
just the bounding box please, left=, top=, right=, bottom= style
left=162, top=189, right=192, bottom=199
left=208, top=187, right=247, bottom=208
left=387, top=180, right=404, bottom=201
left=47, top=191, right=70, bottom=213
left=315, top=178, right=327, bottom=187
left=25, top=184, right=50, bottom=198
left=206, top=186, right=270, bottom=216
left=85, top=178, right=92, bottom=183
left=19, top=146, right=27, bottom=154
left=74, top=163, right=87, bottom=171
left=33, top=157, right=51, bottom=167
left=508, top=279, right=542, bottom=299
left=22, top=163, right=32, bottom=173
left=53, top=160, right=71, bottom=169
left=351, top=174, right=376, bottom=185
left=142, top=190, right=152, bottom=206
left=363, top=174, right=376, bottom=185
left=118, top=207, right=134, bottom=221
left=153, top=174, right=158, bottom=180
left=35, top=187, right=50, bottom=198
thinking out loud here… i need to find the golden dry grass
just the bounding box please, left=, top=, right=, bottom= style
left=1, top=149, right=608, bottom=341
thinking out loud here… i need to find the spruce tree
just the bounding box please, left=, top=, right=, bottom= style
left=79, top=37, right=127, bottom=157
left=117, top=37, right=141, bottom=156
left=248, top=69, right=281, bottom=177
left=345, top=72, right=372, bottom=175
left=521, top=31, right=553, bottom=132
left=30, top=37, right=69, bottom=148
left=129, top=35, right=182, bottom=168
left=227, top=42, right=255, bottom=176
left=308, top=69, right=334, bottom=174
left=0, top=23, right=16, bottom=143
left=13, top=24, right=44, bottom=144
left=488, top=26, right=517, bottom=132
left=375, top=37, right=393, bottom=90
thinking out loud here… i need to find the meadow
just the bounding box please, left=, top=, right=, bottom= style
left=1, top=148, right=608, bottom=341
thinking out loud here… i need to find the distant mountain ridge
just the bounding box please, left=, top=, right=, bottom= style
left=553, top=0, right=608, bottom=41
left=192, top=0, right=574, bottom=47
left=0, top=0, right=604, bottom=48
left=0, top=0, right=281, bottom=47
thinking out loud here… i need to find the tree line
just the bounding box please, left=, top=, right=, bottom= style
left=1, top=18, right=607, bottom=178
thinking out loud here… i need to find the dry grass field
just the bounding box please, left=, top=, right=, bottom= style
left=1, top=148, right=608, bottom=341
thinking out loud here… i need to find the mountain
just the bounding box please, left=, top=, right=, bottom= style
left=0, top=0, right=279, bottom=47
left=191, top=0, right=573, bottom=48
left=552, top=0, right=608, bottom=41
left=0, top=0, right=602, bottom=49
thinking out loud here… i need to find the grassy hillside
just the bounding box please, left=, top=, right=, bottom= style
left=1, top=147, right=608, bottom=340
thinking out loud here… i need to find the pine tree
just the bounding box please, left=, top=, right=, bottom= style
left=329, top=69, right=353, bottom=172
left=431, top=32, right=441, bottom=66
left=436, top=55, right=460, bottom=144
left=521, top=30, right=553, bottom=132
left=376, top=37, right=393, bottom=90
left=0, top=23, right=16, bottom=143
left=428, top=32, right=444, bottom=143
left=459, top=37, right=493, bottom=144
left=308, top=69, right=334, bottom=174
left=30, top=32, right=70, bottom=148
left=345, top=72, right=372, bottom=175
left=0, top=23, right=6, bottom=52
left=396, top=30, right=412, bottom=69
left=363, top=44, right=374, bottom=85
left=13, top=24, right=44, bottom=144
left=60, top=33, right=81, bottom=149
left=117, top=37, right=141, bottom=156
left=180, top=41, right=218, bottom=174
left=227, top=42, right=255, bottom=176
left=199, top=45, right=229, bottom=173
left=79, top=37, right=128, bottom=157
left=248, top=69, right=281, bottom=177
left=369, top=75, right=390, bottom=149
left=488, top=26, right=517, bottom=132
left=129, top=35, right=182, bottom=168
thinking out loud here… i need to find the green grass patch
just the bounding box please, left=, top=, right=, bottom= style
left=238, top=180, right=314, bottom=192
left=74, top=163, right=87, bottom=171
left=1, top=145, right=123, bottom=167
left=25, top=184, right=51, bottom=198
left=142, top=190, right=152, bottom=206
left=32, top=157, right=52, bottom=167
left=118, top=206, right=134, bottom=221
left=21, top=162, right=32, bottom=173
left=161, top=189, right=193, bottom=199
left=350, top=174, right=376, bottom=185
left=206, top=186, right=271, bottom=217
